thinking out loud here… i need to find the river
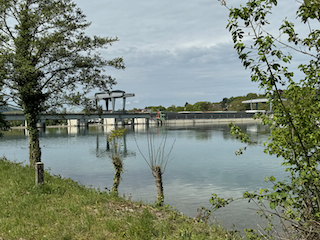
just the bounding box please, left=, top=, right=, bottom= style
left=0, top=122, right=288, bottom=233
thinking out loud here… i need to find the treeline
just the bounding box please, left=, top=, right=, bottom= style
left=142, top=93, right=270, bottom=112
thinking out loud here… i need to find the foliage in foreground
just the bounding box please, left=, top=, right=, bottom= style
left=211, top=0, right=320, bottom=239
left=0, top=157, right=240, bottom=240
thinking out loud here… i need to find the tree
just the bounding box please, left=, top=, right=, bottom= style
left=192, top=101, right=212, bottom=111
left=0, top=0, right=124, bottom=166
left=185, top=103, right=193, bottom=111
left=228, top=99, right=247, bottom=111
left=220, top=97, right=230, bottom=109
left=166, top=105, right=176, bottom=112
left=136, top=133, right=175, bottom=206
left=211, top=0, right=320, bottom=239
left=145, top=106, right=166, bottom=112
left=175, top=106, right=185, bottom=111
left=107, top=128, right=127, bottom=195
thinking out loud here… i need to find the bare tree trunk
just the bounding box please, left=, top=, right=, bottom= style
left=26, top=116, right=41, bottom=166
left=154, top=166, right=164, bottom=206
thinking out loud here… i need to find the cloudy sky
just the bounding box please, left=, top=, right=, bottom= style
left=74, top=0, right=307, bottom=110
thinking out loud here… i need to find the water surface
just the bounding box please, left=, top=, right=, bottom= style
left=0, top=123, right=287, bottom=232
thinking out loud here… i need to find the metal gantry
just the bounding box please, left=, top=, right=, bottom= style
left=94, top=90, right=135, bottom=112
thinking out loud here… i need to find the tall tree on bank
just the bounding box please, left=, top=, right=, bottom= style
left=210, top=0, right=320, bottom=239
left=0, top=0, right=124, bottom=165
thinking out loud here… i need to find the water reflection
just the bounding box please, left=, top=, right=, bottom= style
left=0, top=122, right=286, bottom=233
left=4, top=122, right=270, bottom=139
left=93, top=133, right=136, bottom=159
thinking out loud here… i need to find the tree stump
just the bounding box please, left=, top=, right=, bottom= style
left=35, top=162, right=44, bottom=185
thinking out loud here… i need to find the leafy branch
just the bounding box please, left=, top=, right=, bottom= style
left=212, top=0, right=320, bottom=239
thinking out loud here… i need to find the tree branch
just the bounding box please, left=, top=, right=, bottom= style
left=3, top=13, right=15, bottom=40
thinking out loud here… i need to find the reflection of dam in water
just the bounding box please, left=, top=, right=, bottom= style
left=24, top=115, right=267, bottom=138
left=247, top=125, right=259, bottom=132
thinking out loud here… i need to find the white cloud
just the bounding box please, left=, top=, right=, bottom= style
left=73, top=0, right=310, bottom=109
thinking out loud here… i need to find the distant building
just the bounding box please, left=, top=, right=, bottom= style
left=0, top=106, right=23, bottom=113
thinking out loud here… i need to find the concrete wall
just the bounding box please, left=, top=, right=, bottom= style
left=67, top=119, right=88, bottom=127
left=164, top=118, right=260, bottom=126
left=103, top=118, right=116, bottom=125
left=165, top=112, right=255, bottom=120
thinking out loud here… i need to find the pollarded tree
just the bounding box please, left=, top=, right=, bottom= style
left=107, top=128, right=127, bottom=195
left=136, top=133, right=175, bottom=206
left=0, top=0, right=124, bottom=166
left=210, top=0, right=320, bottom=239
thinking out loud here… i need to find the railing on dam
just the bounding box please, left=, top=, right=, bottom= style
left=2, top=112, right=152, bottom=121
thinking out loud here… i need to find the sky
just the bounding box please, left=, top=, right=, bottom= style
left=73, top=0, right=308, bottom=110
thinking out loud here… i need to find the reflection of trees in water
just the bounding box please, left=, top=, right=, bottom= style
left=195, top=130, right=211, bottom=140
left=93, top=134, right=136, bottom=159
left=39, top=127, right=89, bottom=137
left=222, top=123, right=270, bottom=142
left=41, top=127, right=69, bottom=136
left=221, top=125, right=234, bottom=140
left=1, top=128, right=29, bottom=140
left=30, top=123, right=271, bottom=143
left=131, top=125, right=167, bottom=136
left=33, top=124, right=270, bottom=156
left=134, top=124, right=269, bottom=142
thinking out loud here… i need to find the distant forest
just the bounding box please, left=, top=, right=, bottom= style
left=0, top=93, right=272, bottom=114
left=142, top=93, right=271, bottom=112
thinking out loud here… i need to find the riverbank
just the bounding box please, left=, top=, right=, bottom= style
left=0, top=157, right=241, bottom=240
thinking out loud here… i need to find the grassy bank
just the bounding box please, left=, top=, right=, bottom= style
left=0, top=158, right=241, bottom=240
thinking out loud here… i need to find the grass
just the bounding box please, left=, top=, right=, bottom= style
left=0, top=157, right=242, bottom=240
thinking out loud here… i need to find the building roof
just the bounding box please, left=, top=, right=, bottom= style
left=242, top=98, right=268, bottom=104
left=94, top=91, right=135, bottom=100
left=242, top=98, right=286, bottom=104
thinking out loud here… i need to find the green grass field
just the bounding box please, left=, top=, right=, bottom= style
left=0, top=157, right=241, bottom=240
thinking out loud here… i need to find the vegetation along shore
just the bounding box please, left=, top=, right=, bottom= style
left=0, top=157, right=241, bottom=240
